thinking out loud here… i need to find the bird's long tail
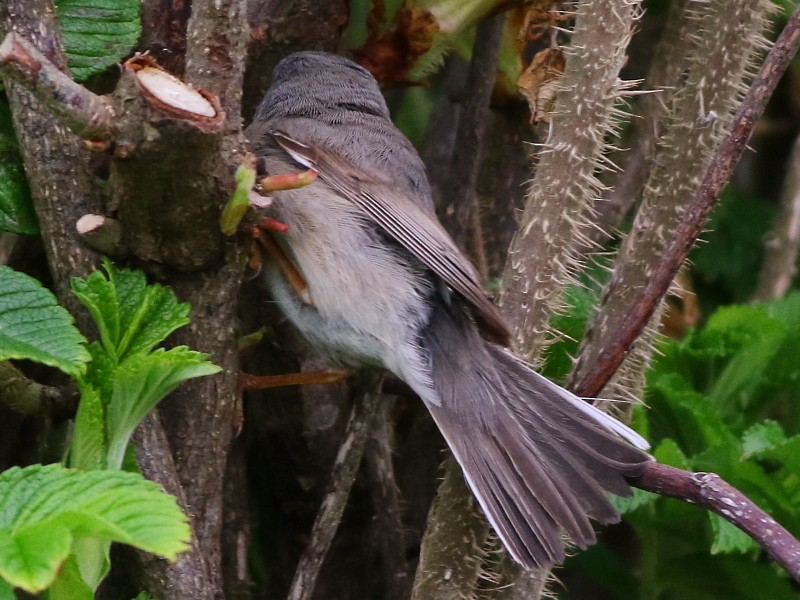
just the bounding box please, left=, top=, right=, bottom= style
left=421, top=301, right=651, bottom=569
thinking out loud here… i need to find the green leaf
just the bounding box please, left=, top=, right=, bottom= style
left=653, top=438, right=691, bottom=470
left=741, top=421, right=786, bottom=459
left=709, top=513, right=759, bottom=555
left=0, top=577, right=14, bottom=600
left=692, top=189, right=774, bottom=303
left=48, top=554, right=94, bottom=600
left=70, top=536, right=109, bottom=589
left=55, top=0, right=141, bottom=82
left=611, top=487, right=658, bottom=515
left=72, top=262, right=191, bottom=363
left=220, top=163, right=257, bottom=236
left=105, top=347, right=220, bottom=469
left=0, top=464, right=189, bottom=593
left=703, top=307, right=785, bottom=410
left=0, top=265, right=90, bottom=377
left=0, top=521, right=71, bottom=592
left=69, top=383, right=107, bottom=470
left=0, top=101, right=37, bottom=234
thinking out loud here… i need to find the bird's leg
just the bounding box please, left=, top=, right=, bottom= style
left=232, top=159, right=330, bottom=391
left=253, top=227, right=312, bottom=306
left=239, top=369, right=351, bottom=391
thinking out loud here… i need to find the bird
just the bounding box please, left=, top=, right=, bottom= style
left=245, top=50, right=651, bottom=570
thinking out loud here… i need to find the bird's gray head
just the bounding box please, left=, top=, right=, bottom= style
left=254, top=51, right=391, bottom=122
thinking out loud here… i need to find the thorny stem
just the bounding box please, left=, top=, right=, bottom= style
left=571, top=5, right=800, bottom=583
left=571, top=4, right=800, bottom=400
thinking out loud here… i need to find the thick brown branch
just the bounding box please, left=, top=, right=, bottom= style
left=636, top=463, right=800, bottom=581
left=0, top=361, right=73, bottom=417
left=0, top=32, right=114, bottom=139
left=131, top=413, right=214, bottom=599
left=571, top=5, right=800, bottom=399
left=184, top=0, right=249, bottom=121
left=287, top=374, right=384, bottom=600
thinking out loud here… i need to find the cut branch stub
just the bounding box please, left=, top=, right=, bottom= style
left=109, top=55, right=234, bottom=271
left=124, top=55, right=224, bottom=133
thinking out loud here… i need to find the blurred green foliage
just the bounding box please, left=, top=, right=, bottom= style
left=552, top=287, right=800, bottom=598
left=692, top=189, right=775, bottom=309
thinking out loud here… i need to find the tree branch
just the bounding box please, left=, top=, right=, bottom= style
left=365, top=398, right=411, bottom=600
left=438, top=12, right=506, bottom=278
left=0, top=361, right=73, bottom=418
left=752, top=130, right=800, bottom=300
left=0, top=1, right=103, bottom=318
left=287, top=374, right=384, bottom=600
left=131, top=412, right=214, bottom=600
left=0, top=32, right=114, bottom=140
left=636, top=463, right=800, bottom=581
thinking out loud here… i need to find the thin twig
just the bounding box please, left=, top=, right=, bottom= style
left=0, top=32, right=114, bottom=139
left=439, top=12, right=505, bottom=278
left=365, top=398, right=411, bottom=600
left=636, top=463, right=800, bottom=581
left=287, top=373, right=384, bottom=600
left=752, top=131, right=800, bottom=300
left=572, top=4, right=800, bottom=399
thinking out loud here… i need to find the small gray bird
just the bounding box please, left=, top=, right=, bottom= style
left=247, top=51, right=651, bottom=569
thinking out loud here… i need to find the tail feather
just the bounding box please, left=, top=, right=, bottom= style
left=421, top=301, right=651, bottom=569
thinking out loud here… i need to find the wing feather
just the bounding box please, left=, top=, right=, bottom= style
left=268, top=126, right=511, bottom=344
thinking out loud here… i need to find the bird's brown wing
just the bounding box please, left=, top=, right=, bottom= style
left=265, top=120, right=510, bottom=345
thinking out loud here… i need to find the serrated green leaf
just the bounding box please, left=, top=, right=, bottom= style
left=69, top=383, right=107, bottom=470
left=741, top=421, right=786, bottom=459
left=105, top=348, right=220, bottom=469
left=72, top=263, right=191, bottom=363
left=611, top=487, right=658, bottom=515
left=0, top=265, right=90, bottom=376
left=653, top=438, right=691, bottom=470
left=0, top=521, right=71, bottom=592
left=648, top=373, right=737, bottom=456
left=0, top=101, right=37, bottom=235
left=0, top=464, right=189, bottom=592
left=55, top=0, right=141, bottom=82
left=709, top=513, right=759, bottom=555
left=752, top=432, right=800, bottom=478
left=703, top=307, right=785, bottom=410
